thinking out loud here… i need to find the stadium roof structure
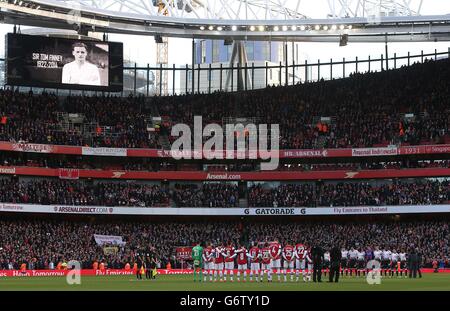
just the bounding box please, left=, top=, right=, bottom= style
left=0, top=0, right=450, bottom=42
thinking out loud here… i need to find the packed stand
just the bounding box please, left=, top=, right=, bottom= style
left=0, top=178, right=239, bottom=208
left=248, top=179, right=449, bottom=207
left=0, top=90, right=160, bottom=148
left=0, top=219, right=448, bottom=269
left=0, top=178, right=170, bottom=207
left=0, top=220, right=242, bottom=270
left=0, top=177, right=448, bottom=208
left=156, top=59, right=450, bottom=149
left=1, top=59, right=449, bottom=150
left=248, top=184, right=316, bottom=207
left=172, top=183, right=239, bottom=207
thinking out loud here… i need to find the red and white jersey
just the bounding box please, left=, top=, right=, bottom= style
left=203, top=246, right=214, bottom=263
left=261, top=247, right=272, bottom=264
left=269, top=242, right=281, bottom=260
left=295, top=244, right=306, bottom=260
left=249, top=246, right=260, bottom=263
left=236, top=247, right=248, bottom=265
left=224, top=245, right=235, bottom=263
left=282, top=244, right=295, bottom=261
left=213, top=247, right=224, bottom=264
left=305, top=249, right=313, bottom=263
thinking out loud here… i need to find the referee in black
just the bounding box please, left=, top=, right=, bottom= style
left=136, top=253, right=143, bottom=280
left=145, top=254, right=152, bottom=279
left=311, top=244, right=324, bottom=282
left=417, top=249, right=423, bottom=278
left=329, top=245, right=341, bottom=283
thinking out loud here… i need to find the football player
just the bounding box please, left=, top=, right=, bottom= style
left=202, top=242, right=214, bottom=282
left=261, top=242, right=272, bottom=282
left=282, top=241, right=296, bottom=282
left=249, top=241, right=261, bottom=282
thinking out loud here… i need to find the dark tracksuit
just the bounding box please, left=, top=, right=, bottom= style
left=311, top=246, right=324, bottom=282
left=329, top=247, right=341, bottom=283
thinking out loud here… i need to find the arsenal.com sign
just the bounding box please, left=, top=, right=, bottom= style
left=206, top=173, right=242, bottom=180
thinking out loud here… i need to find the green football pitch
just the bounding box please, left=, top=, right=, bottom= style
left=0, top=274, right=449, bottom=291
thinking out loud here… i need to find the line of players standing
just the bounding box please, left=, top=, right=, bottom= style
left=199, top=242, right=410, bottom=282
left=201, top=241, right=314, bottom=282
left=340, top=247, right=409, bottom=277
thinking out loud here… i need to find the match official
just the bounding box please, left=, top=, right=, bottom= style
left=329, top=245, right=341, bottom=283
left=408, top=248, right=419, bottom=278
left=145, top=254, right=152, bottom=279
left=417, top=250, right=423, bottom=278
left=135, top=253, right=143, bottom=280
left=311, top=244, right=324, bottom=282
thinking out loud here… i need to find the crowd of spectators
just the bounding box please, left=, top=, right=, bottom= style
left=1, top=59, right=449, bottom=150
left=0, top=178, right=170, bottom=207
left=249, top=184, right=316, bottom=207
left=279, top=160, right=450, bottom=171
left=0, top=178, right=241, bottom=208
left=0, top=177, right=447, bottom=208
left=0, top=90, right=160, bottom=148
left=0, top=219, right=242, bottom=270
left=315, top=180, right=449, bottom=207
left=0, top=219, right=448, bottom=269
left=156, top=59, right=450, bottom=149
left=248, top=179, right=449, bottom=207
left=172, top=183, right=239, bottom=207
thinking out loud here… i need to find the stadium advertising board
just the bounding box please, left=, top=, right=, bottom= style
left=0, top=268, right=446, bottom=278
left=5, top=33, right=123, bottom=91
left=351, top=146, right=398, bottom=157
left=0, top=269, right=135, bottom=277
left=176, top=247, right=193, bottom=260
left=0, top=203, right=449, bottom=216
left=2, top=141, right=450, bottom=159
left=81, top=147, right=127, bottom=157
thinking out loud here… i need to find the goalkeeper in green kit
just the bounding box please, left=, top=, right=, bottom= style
left=192, top=242, right=203, bottom=282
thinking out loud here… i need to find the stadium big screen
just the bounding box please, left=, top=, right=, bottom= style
left=5, top=33, right=123, bottom=92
